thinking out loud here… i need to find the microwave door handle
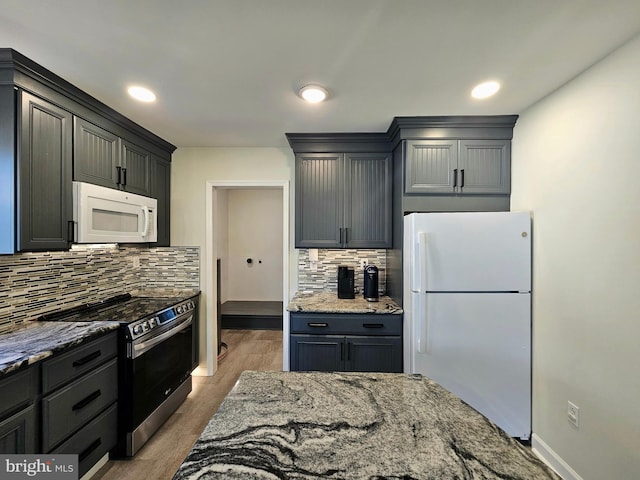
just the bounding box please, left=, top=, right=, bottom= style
left=141, top=207, right=150, bottom=238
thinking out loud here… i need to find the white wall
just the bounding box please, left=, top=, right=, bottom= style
left=226, top=188, right=283, bottom=301
left=511, top=35, right=640, bottom=480
left=171, top=147, right=296, bottom=373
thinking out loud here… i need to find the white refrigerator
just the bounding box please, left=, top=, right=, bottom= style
left=403, top=211, right=531, bottom=440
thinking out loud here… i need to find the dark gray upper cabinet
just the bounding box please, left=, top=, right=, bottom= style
left=0, top=49, right=176, bottom=253
left=150, top=153, right=171, bottom=247
left=405, top=139, right=510, bottom=195
left=344, top=153, right=392, bottom=248
left=17, top=91, right=73, bottom=251
left=75, top=118, right=152, bottom=196
left=295, top=153, right=343, bottom=248
left=120, top=138, right=151, bottom=196
left=287, top=133, right=392, bottom=249
left=405, top=139, right=458, bottom=194
left=73, top=117, right=120, bottom=188
left=295, top=152, right=391, bottom=248
left=458, top=139, right=510, bottom=194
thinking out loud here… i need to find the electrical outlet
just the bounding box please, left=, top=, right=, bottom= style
left=567, top=401, right=580, bottom=428
left=360, top=259, right=368, bottom=269
left=132, top=256, right=140, bottom=269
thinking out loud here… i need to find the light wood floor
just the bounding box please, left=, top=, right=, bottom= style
left=92, top=329, right=283, bottom=480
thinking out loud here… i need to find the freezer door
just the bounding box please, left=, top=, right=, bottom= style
left=412, top=292, right=531, bottom=439
left=405, top=212, right=531, bottom=292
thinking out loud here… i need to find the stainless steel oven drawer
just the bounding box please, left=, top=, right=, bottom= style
left=42, top=358, right=118, bottom=452
left=52, top=403, right=118, bottom=477
left=42, top=332, right=117, bottom=393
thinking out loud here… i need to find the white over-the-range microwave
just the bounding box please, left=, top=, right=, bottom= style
left=73, top=181, right=157, bottom=244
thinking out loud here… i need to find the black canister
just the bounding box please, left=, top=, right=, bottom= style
left=337, top=266, right=355, bottom=299
left=363, top=265, right=379, bottom=302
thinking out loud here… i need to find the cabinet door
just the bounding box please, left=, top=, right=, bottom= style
left=344, top=153, right=392, bottom=248
left=73, top=117, right=120, bottom=189
left=121, top=139, right=151, bottom=196
left=405, top=140, right=458, bottom=194
left=150, top=154, right=171, bottom=246
left=18, top=91, right=73, bottom=251
left=458, top=140, right=510, bottom=194
left=290, top=334, right=343, bottom=371
left=345, top=336, right=402, bottom=373
left=0, top=405, right=36, bottom=454
left=295, top=153, right=343, bottom=248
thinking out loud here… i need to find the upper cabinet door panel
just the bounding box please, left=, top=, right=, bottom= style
left=345, top=153, right=392, bottom=248
left=121, top=139, right=151, bottom=196
left=405, top=140, right=458, bottom=194
left=18, top=92, right=73, bottom=251
left=73, top=117, right=119, bottom=189
left=295, top=153, right=343, bottom=248
left=458, top=140, right=510, bottom=194
left=150, top=154, right=171, bottom=247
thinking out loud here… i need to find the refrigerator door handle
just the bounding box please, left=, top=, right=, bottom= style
left=414, top=293, right=428, bottom=354
left=413, top=232, right=428, bottom=293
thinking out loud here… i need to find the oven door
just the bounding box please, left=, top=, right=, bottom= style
left=126, top=314, right=193, bottom=429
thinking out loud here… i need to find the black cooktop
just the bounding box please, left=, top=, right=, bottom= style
left=38, top=294, right=184, bottom=324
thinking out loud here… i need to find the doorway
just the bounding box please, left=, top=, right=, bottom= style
left=203, top=181, right=290, bottom=376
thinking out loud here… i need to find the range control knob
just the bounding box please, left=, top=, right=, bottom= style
left=132, top=324, right=143, bottom=335
left=188, top=301, right=195, bottom=309
left=148, top=317, right=157, bottom=328
left=141, top=321, right=150, bottom=332
left=177, top=305, right=184, bottom=314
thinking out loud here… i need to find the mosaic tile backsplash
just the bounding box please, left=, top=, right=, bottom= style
left=0, top=246, right=200, bottom=334
left=297, top=249, right=387, bottom=294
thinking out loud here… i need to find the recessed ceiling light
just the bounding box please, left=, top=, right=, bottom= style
left=128, top=86, right=156, bottom=103
left=298, top=84, right=328, bottom=103
left=471, top=81, right=500, bottom=99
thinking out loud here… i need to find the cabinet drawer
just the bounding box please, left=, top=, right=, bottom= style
left=42, top=332, right=117, bottom=393
left=290, top=313, right=402, bottom=335
left=0, top=404, right=36, bottom=454
left=0, top=366, right=37, bottom=420
left=42, top=358, right=118, bottom=452
left=52, top=403, right=117, bottom=478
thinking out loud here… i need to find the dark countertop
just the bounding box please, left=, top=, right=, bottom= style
left=0, top=321, right=120, bottom=376
left=287, top=291, right=402, bottom=314
left=173, top=371, right=560, bottom=480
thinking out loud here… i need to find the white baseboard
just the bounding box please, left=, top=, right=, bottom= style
left=532, top=433, right=583, bottom=480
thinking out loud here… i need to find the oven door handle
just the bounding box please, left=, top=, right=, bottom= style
left=130, top=315, right=193, bottom=359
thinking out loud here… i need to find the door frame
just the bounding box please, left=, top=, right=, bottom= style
left=202, top=180, right=290, bottom=375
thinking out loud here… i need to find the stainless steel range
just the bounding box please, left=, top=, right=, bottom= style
left=39, top=292, right=200, bottom=457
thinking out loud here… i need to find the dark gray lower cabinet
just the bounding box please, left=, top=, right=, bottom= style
left=0, top=405, right=36, bottom=454
left=290, top=313, right=402, bottom=373
left=41, top=332, right=118, bottom=477
left=0, top=366, right=38, bottom=454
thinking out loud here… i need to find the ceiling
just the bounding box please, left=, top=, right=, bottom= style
left=2, top=0, right=640, bottom=148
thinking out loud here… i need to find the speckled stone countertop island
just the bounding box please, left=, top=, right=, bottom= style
left=174, top=371, right=559, bottom=480
left=0, top=321, right=120, bottom=376
left=288, top=291, right=403, bottom=314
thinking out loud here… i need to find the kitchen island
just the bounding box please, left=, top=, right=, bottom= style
left=173, top=371, right=560, bottom=479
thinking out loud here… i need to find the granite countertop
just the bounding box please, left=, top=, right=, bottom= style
left=288, top=291, right=403, bottom=314
left=0, top=321, right=120, bottom=377
left=174, top=371, right=559, bottom=479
